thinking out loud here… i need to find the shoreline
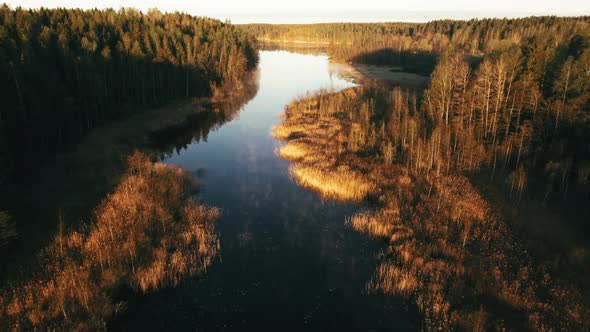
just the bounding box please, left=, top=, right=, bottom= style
left=272, top=85, right=590, bottom=330
left=258, top=39, right=430, bottom=89
left=0, top=74, right=259, bottom=283
left=330, top=61, right=430, bottom=89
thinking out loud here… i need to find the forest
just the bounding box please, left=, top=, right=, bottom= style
left=270, top=15, right=590, bottom=331
left=253, top=16, right=590, bottom=220
left=0, top=7, right=259, bottom=328
left=274, top=84, right=590, bottom=330
left=2, top=5, right=590, bottom=330
left=243, top=17, right=590, bottom=75
left=0, top=152, right=221, bottom=330
left=0, top=5, right=258, bottom=180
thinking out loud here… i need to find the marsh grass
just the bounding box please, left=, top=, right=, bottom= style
left=290, top=165, right=375, bottom=201
left=346, top=208, right=409, bottom=242
left=0, top=152, right=220, bottom=331
left=277, top=141, right=311, bottom=161
left=274, top=87, right=590, bottom=331
left=272, top=89, right=377, bottom=201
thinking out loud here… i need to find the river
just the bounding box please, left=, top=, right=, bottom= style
left=114, top=50, right=418, bottom=331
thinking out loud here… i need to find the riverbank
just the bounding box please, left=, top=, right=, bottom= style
left=1, top=152, right=221, bottom=331
left=259, top=41, right=430, bottom=89
left=0, top=74, right=258, bottom=283
left=330, top=62, right=429, bottom=89
left=272, top=86, right=589, bottom=330
left=111, top=50, right=421, bottom=331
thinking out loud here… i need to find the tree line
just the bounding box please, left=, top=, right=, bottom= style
left=0, top=5, right=259, bottom=180
left=413, top=33, right=589, bottom=204
left=275, top=86, right=590, bottom=330
left=242, top=17, right=589, bottom=75
left=269, top=18, right=590, bottom=327
left=246, top=17, right=590, bottom=204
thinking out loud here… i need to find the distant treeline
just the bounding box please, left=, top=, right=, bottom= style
left=242, top=17, right=589, bottom=75
left=245, top=17, right=590, bottom=203
left=0, top=5, right=258, bottom=180
left=270, top=17, right=590, bottom=329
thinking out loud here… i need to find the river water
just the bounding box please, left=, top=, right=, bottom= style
left=115, top=50, right=418, bottom=331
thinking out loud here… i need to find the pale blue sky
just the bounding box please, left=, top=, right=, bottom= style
left=7, top=0, right=590, bottom=23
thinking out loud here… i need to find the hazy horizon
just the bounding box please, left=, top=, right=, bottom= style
left=6, top=1, right=590, bottom=23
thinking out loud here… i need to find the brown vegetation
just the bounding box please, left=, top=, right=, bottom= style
left=273, top=90, right=377, bottom=201
left=273, top=88, right=589, bottom=331
left=290, top=165, right=374, bottom=201
left=0, top=152, right=220, bottom=331
left=0, top=70, right=257, bottom=288
left=244, top=18, right=589, bottom=77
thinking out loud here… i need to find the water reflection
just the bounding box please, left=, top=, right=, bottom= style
left=114, top=51, right=418, bottom=331
left=151, top=72, right=261, bottom=158
left=0, top=70, right=260, bottom=281
left=259, top=42, right=328, bottom=56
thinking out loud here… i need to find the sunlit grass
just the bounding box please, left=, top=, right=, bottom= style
left=290, top=165, right=374, bottom=201
left=273, top=89, right=375, bottom=202
left=271, top=124, right=295, bottom=140
left=274, top=86, right=590, bottom=331
left=278, top=141, right=310, bottom=161
left=346, top=210, right=397, bottom=239
left=0, top=152, right=220, bottom=331
left=369, top=263, right=418, bottom=296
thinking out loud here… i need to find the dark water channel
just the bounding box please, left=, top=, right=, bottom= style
left=114, top=50, right=418, bottom=331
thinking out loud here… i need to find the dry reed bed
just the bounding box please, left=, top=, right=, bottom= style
left=0, top=152, right=220, bottom=331
left=290, top=165, right=375, bottom=201
left=273, top=88, right=589, bottom=331
left=273, top=89, right=375, bottom=202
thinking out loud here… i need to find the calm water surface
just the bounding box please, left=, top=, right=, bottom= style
left=116, top=51, right=418, bottom=331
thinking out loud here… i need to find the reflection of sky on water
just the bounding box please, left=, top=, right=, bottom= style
left=117, top=51, right=417, bottom=331
left=164, top=50, right=355, bottom=196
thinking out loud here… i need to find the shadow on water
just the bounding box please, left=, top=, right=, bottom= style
left=349, top=48, right=438, bottom=76
left=112, top=199, right=420, bottom=331
left=112, top=50, right=420, bottom=330
left=149, top=72, right=261, bottom=159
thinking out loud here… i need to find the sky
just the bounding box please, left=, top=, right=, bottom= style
left=7, top=0, right=590, bottom=23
